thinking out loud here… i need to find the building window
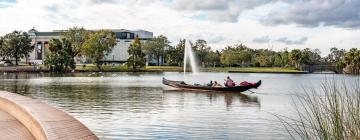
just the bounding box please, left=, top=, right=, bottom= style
left=130, top=33, right=135, bottom=39
left=36, top=42, right=42, bottom=60
left=120, top=32, right=127, bottom=39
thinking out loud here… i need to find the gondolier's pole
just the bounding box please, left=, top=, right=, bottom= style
left=248, top=90, right=256, bottom=94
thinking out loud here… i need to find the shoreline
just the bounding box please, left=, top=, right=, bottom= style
left=0, top=66, right=314, bottom=74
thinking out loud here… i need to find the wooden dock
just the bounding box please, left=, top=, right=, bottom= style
left=0, top=91, right=99, bottom=140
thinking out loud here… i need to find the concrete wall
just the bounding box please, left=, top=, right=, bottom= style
left=0, top=91, right=99, bottom=140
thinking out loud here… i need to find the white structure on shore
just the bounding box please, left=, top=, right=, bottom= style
left=26, top=28, right=153, bottom=64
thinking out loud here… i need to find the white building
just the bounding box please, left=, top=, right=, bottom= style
left=26, top=28, right=153, bottom=64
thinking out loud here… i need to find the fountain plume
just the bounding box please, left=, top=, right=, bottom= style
left=183, top=40, right=198, bottom=74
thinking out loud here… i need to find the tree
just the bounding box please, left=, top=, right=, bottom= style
left=44, top=38, right=75, bottom=72
left=0, top=37, right=5, bottom=60
left=165, top=39, right=185, bottom=66
left=2, top=31, right=33, bottom=65
left=336, top=61, right=346, bottom=73
left=280, top=49, right=290, bottom=67
left=220, top=46, right=236, bottom=66
left=344, top=48, right=360, bottom=74
left=290, top=49, right=302, bottom=69
left=300, top=48, right=321, bottom=65
left=127, top=35, right=146, bottom=70
left=143, top=35, right=170, bottom=66
left=83, top=30, right=116, bottom=70
left=193, top=39, right=211, bottom=67
left=62, top=27, right=90, bottom=59
left=220, top=44, right=253, bottom=66
left=327, top=47, right=345, bottom=63
left=299, top=49, right=311, bottom=65
left=274, top=53, right=283, bottom=67
left=205, top=50, right=221, bottom=67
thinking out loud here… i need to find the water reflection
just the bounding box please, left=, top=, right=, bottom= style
left=163, top=90, right=260, bottom=109
left=0, top=72, right=356, bottom=140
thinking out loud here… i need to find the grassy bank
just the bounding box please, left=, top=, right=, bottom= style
left=1, top=64, right=305, bottom=73
left=202, top=67, right=304, bottom=73
left=74, top=65, right=304, bottom=73
left=75, top=65, right=183, bottom=72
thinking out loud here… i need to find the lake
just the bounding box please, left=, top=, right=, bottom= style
left=0, top=72, right=357, bottom=139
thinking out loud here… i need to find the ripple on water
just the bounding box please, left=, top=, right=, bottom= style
left=0, top=72, right=356, bottom=139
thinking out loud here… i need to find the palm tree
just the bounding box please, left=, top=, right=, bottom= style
left=290, top=49, right=302, bottom=69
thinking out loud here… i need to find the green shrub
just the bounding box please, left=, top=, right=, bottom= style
left=278, top=79, right=360, bottom=140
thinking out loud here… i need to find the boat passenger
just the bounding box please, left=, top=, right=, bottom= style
left=207, top=81, right=213, bottom=86
left=224, top=76, right=235, bottom=87
left=212, top=81, right=222, bottom=87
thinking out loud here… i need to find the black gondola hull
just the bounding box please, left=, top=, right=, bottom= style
left=162, top=78, right=261, bottom=92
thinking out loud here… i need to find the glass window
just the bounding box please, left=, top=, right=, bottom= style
left=120, top=32, right=127, bottom=39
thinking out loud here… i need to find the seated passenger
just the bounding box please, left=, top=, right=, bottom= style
left=224, top=76, right=235, bottom=87
left=212, top=81, right=222, bottom=87
left=207, top=81, right=213, bottom=86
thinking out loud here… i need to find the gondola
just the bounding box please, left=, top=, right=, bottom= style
left=162, top=78, right=261, bottom=92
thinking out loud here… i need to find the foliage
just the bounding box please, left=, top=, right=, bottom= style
left=0, top=37, right=5, bottom=60
left=289, top=49, right=302, bottom=69
left=83, top=30, right=116, bottom=70
left=143, top=35, right=171, bottom=66
left=203, top=67, right=300, bottom=73
left=193, top=39, right=211, bottom=67
left=0, top=29, right=358, bottom=74
left=326, top=47, right=346, bottom=63
left=127, top=35, right=146, bottom=70
left=300, top=48, right=321, bottom=65
left=1, top=31, right=33, bottom=65
left=343, top=48, right=360, bottom=74
left=325, top=47, right=360, bottom=74
left=278, top=80, right=360, bottom=140
left=165, top=39, right=185, bottom=66
left=336, top=61, right=346, bottom=72
left=221, top=44, right=253, bottom=66
left=62, top=27, right=90, bottom=58
left=44, top=38, right=75, bottom=72
left=205, top=50, right=221, bottom=67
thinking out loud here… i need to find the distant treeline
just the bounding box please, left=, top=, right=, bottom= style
left=0, top=27, right=359, bottom=74
left=150, top=37, right=359, bottom=74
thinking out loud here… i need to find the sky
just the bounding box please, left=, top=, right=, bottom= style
left=0, top=0, right=359, bottom=55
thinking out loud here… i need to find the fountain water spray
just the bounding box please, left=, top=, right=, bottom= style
left=183, top=40, right=198, bottom=74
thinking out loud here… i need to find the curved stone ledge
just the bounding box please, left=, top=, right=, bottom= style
left=0, top=110, right=35, bottom=140
left=0, top=91, right=99, bottom=140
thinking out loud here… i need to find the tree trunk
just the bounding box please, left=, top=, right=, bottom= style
left=133, top=54, right=136, bottom=70
left=96, top=59, right=101, bottom=71
left=15, top=56, right=18, bottom=65
left=157, top=56, right=160, bottom=66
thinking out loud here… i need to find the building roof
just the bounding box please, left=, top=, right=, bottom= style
left=29, top=28, right=153, bottom=38
left=35, top=32, right=61, bottom=36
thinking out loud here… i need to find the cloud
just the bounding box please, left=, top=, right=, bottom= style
left=45, top=4, right=59, bottom=13
left=275, top=37, right=308, bottom=45
left=171, top=0, right=277, bottom=22
left=208, top=36, right=226, bottom=44
left=89, top=0, right=117, bottom=4
left=172, top=0, right=228, bottom=11
left=0, top=0, right=360, bottom=55
left=253, top=35, right=270, bottom=44
left=263, top=0, right=360, bottom=28
left=0, top=0, right=16, bottom=8
left=253, top=35, right=308, bottom=45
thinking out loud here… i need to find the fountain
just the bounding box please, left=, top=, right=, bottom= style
left=183, top=40, right=198, bottom=74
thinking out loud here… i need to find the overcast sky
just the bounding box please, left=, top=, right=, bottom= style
left=0, top=0, right=359, bottom=55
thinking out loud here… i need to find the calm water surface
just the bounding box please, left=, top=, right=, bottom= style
left=0, top=72, right=357, bottom=140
